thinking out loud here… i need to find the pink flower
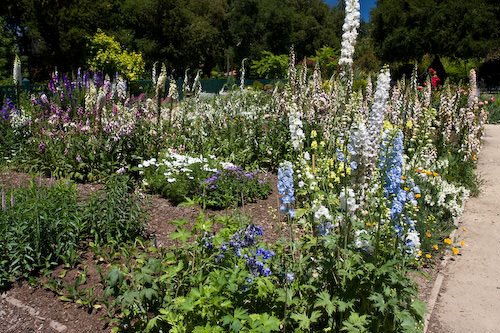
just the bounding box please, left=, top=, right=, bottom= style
left=492, top=97, right=496, bottom=102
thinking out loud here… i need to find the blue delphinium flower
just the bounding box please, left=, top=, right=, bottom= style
left=286, top=272, right=294, bottom=283
left=277, top=161, right=295, bottom=218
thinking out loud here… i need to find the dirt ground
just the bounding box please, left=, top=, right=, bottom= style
left=427, top=124, right=500, bottom=333
left=0, top=171, right=288, bottom=332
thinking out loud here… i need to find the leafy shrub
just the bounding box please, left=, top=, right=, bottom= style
left=203, top=166, right=272, bottom=209
left=0, top=179, right=82, bottom=288
left=87, top=29, right=145, bottom=82
left=81, top=175, right=147, bottom=247
left=251, top=51, right=288, bottom=79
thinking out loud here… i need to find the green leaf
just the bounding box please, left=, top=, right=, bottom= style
left=314, top=291, right=336, bottom=316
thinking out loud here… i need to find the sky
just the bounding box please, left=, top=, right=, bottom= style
left=324, top=0, right=377, bottom=22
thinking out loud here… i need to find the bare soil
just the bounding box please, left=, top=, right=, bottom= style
left=0, top=171, right=287, bottom=332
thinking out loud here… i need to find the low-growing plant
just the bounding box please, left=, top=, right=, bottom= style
left=0, top=179, right=82, bottom=288
left=81, top=175, right=147, bottom=247
left=203, top=165, right=272, bottom=209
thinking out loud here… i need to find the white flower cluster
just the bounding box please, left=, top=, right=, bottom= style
left=405, top=229, right=421, bottom=258
left=365, top=67, right=391, bottom=172
left=156, top=64, right=167, bottom=97
left=338, top=0, right=360, bottom=67
left=116, top=76, right=127, bottom=100
left=167, top=80, right=179, bottom=101
left=85, top=83, right=97, bottom=111
left=422, top=175, right=470, bottom=219
left=139, top=151, right=227, bottom=184
left=13, top=54, right=22, bottom=86
left=9, top=109, right=30, bottom=132
left=312, top=203, right=332, bottom=221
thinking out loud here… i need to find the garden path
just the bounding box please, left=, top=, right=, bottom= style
left=428, top=124, right=500, bottom=333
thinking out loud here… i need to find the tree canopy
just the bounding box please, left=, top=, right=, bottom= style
left=0, top=0, right=345, bottom=81
left=371, top=0, right=500, bottom=62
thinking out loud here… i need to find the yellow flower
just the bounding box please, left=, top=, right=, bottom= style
left=433, top=172, right=438, bottom=177
left=444, top=238, right=452, bottom=245
left=311, top=141, right=318, bottom=150
left=366, top=222, right=371, bottom=226
left=452, top=247, right=460, bottom=255
left=462, top=227, right=468, bottom=232
left=426, top=232, right=431, bottom=238
left=415, top=194, right=421, bottom=198
left=461, top=240, right=467, bottom=247
left=311, top=130, right=317, bottom=139
left=404, top=187, right=409, bottom=191
left=473, top=154, right=477, bottom=160
left=402, top=176, right=406, bottom=180
left=426, top=254, right=431, bottom=259
left=320, top=141, right=325, bottom=147
left=372, top=222, right=377, bottom=226
left=433, top=244, right=439, bottom=250
left=417, top=250, right=422, bottom=257
left=426, top=170, right=432, bottom=175
left=406, top=120, right=413, bottom=129
left=383, top=121, right=393, bottom=130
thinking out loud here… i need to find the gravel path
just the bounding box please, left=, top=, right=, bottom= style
left=428, top=124, right=500, bottom=332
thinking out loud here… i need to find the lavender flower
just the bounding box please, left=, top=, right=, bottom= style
left=277, top=161, right=295, bottom=218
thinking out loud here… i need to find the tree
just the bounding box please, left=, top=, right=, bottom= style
left=87, top=29, right=145, bottom=82
left=371, top=0, right=500, bottom=63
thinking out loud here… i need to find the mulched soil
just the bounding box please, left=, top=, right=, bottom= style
left=0, top=169, right=439, bottom=332
left=0, top=170, right=289, bottom=332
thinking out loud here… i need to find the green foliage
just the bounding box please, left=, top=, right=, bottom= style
left=87, top=29, right=145, bottom=82
left=203, top=167, right=272, bottom=209
left=371, top=0, right=500, bottom=62
left=82, top=175, right=146, bottom=247
left=311, top=46, right=340, bottom=78
left=0, top=179, right=82, bottom=288
left=251, top=51, right=289, bottom=79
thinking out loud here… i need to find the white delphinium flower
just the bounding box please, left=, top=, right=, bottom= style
left=366, top=66, right=391, bottom=172
left=338, top=0, right=360, bottom=70
left=340, top=188, right=357, bottom=212
left=13, top=54, right=22, bottom=86
left=468, top=69, right=478, bottom=108
left=354, top=230, right=374, bottom=252
left=183, top=68, right=190, bottom=92
left=152, top=62, right=158, bottom=86
left=96, top=87, right=107, bottom=112
left=156, top=63, right=167, bottom=98
left=240, top=58, right=247, bottom=90
left=192, top=70, right=202, bottom=96
left=312, top=203, right=332, bottom=221
left=405, top=229, right=421, bottom=257
left=167, top=80, right=179, bottom=101
left=85, top=82, right=97, bottom=111
left=116, top=76, right=127, bottom=100
left=287, top=46, right=297, bottom=86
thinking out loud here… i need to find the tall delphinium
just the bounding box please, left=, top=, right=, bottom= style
left=287, top=46, right=297, bottom=90
left=155, top=64, right=167, bottom=126
left=468, top=69, right=478, bottom=108
left=116, top=76, right=127, bottom=101
left=379, top=129, right=421, bottom=257
left=364, top=66, right=391, bottom=179
left=338, top=0, right=360, bottom=87
left=278, top=161, right=296, bottom=220
left=13, top=54, right=22, bottom=104
left=240, top=58, right=247, bottom=91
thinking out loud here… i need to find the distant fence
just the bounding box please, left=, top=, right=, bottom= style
left=1, top=78, right=284, bottom=105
